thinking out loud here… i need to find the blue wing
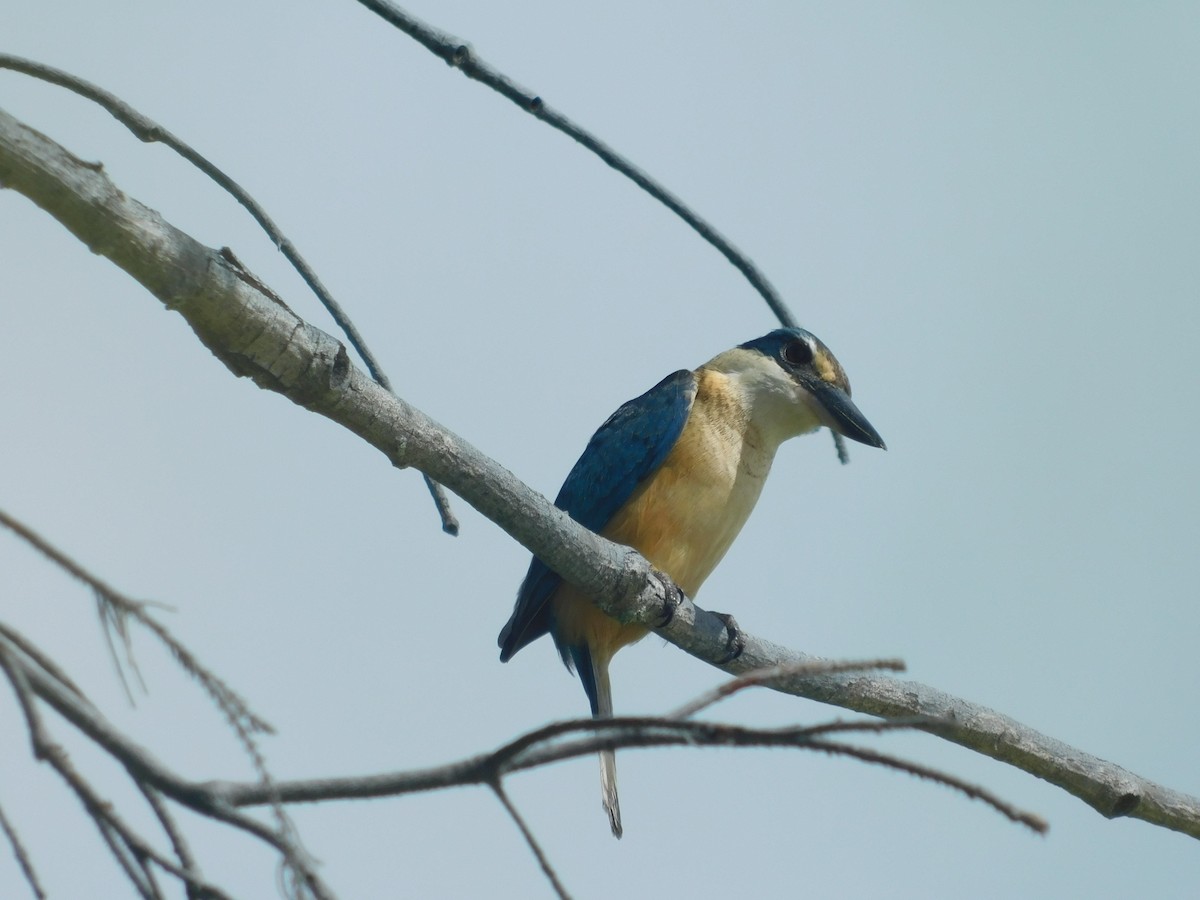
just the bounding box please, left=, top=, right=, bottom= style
left=498, top=369, right=696, bottom=663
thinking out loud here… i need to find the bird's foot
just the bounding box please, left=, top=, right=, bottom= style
left=656, top=575, right=685, bottom=629
left=711, top=612, right=746, bottom=664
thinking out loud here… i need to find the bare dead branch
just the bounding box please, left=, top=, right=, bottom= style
left=0, top=612, right=1045, bottom=850
left=0, top=632, right=334, bottom=900
left=191, top=711, right=1043, bottom=836
left=0, top=506, right=333, bottom=899
left=491, top=782, right=572, bottom=900
left=802, top=737, right=1049, bottom=834
left=0, top=798, right=46, bottom=900
left=0, top=508, right=272, bottom=739
left=670, top=659, right=908, bottom=719
left=494, top=717, right=1049, bottom=833
left=0, top=645, right=176, bottom=899
left=3, top=611, right=1002, bottom=900
left=0, top=52, right=458, bottom=535
left=0, top=104, right=1196, bottom=842
left=135, top=784, right=212, bottom=900
left=0, top=621, right=87, bottom=701
left=353, top=1, right=796, bottom=329
left=96, top=586, right=149, bottom=705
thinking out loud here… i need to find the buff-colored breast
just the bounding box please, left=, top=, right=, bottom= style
left=553, top=369, right=778, bottom=664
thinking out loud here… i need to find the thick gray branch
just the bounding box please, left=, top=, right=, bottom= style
left=1, top=106, right=1196, bottom=841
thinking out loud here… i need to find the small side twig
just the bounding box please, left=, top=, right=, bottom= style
left=0, top=646, right=161, bottom=899
left=0, top=798, right=46, bottom=900
left=670, top=658, right=907, bottom=719
left=490, top=781, right=571, bottom=900
left=804, top=737, right=1049, bottom=834
left=0, top=508, right=272, bottom=737
left=136, top=784, right=211, bottom=900
left=0, top=621, right=87, bottom=701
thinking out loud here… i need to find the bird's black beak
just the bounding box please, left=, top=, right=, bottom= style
left=809, top=382, right=886, bottom=450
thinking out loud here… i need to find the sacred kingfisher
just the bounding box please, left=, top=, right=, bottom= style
left=498, top=327, right=884, bottom=837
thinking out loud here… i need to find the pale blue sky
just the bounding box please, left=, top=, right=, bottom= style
left=3, top=3, right=1199, bottom=898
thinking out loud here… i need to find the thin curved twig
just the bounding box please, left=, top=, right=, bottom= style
left=136, top=784, right=212, bottom=900
left=350, top=3, right=854, bottom=465
left=0, top=798, right=46, bottom=900
left=0, top=621, right=87, bottom=701
left=353, top=1, right=795, bottom=329
left=490, top=782, right=571, bottom=900
left=492, top=717, right=1048, bottom=834
left=0, top=52, right=459, bottom=533
left=670, top=658, right=907, bottom=719
left=802, top=737, right=1049, bottom=834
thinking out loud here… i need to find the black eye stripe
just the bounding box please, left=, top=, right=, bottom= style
left=781, top=339, right=813, bottom=367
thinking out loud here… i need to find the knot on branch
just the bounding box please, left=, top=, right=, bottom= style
left=1110, top=792, right=1141, bottom=817
left=330, top=343, right=351, bottom=391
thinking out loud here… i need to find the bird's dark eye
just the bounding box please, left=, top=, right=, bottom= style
left=782, top=339, right=813, bottom=367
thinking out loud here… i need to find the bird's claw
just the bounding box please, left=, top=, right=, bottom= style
left=711, top=612, right=745, bottom=664
left=657, top=577, right=684, bottom=628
